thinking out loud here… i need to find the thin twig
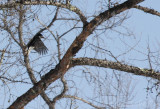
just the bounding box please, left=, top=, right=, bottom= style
left=0, top=49, right=5, bottom=67
left=63, top=95, right=106, bottom=109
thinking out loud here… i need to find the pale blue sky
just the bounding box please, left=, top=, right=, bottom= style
left=0, top=0, right=160, bottom=109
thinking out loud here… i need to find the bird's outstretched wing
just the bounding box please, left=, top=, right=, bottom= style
left=33, top=38, right=48, bottom=55
left=27, top=35, right=48, bottom=55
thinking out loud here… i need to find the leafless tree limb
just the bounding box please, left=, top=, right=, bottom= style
left=0, top=17, right=20, bottom=46
left=134, top=5, right=160, bottom=17
left=23, top=45, right=54, bottom=108
left=18, top=5, right=25, bottom=48
left=0, top=76, right=30, bottom=84
left=0, top=49, right=5, bottom=67
left=63, top=95, right=107, bottom=109
left=72, top=58, right=160, bottom=80
left=36, top=7, right=59, bottom=35
left=0, top=1, right=87, bottom=25
left=52, top=76, right=68, bottom=106
left=49, top=32, right=69, bottom=108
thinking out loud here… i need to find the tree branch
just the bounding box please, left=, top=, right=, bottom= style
left=0, top=16, right=20, bottom=46
left=63, top=95, right=106, bottom=109
left=36, top=7, right=59, bottom=35
left=51, top=33, right=68, bottom=108
left=23, top=39, right=54, bottom=109
left=18, top=5, right=25, bottom=48
left=0, top=49, right=5, bottom=68
left=52, top=76, right=68, bottom=106
left=72, top=58, right=160, bottom=80
left=134, top=5, right=160, bottom=17
left=1, top=1, right=87, bottom=25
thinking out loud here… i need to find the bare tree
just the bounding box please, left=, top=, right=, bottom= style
left=0, top=0, right=159, bottom=109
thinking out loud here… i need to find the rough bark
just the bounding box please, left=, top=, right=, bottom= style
left=134, top=5, right=160, bottom=17
left=72, top=58, right=160, bottom=80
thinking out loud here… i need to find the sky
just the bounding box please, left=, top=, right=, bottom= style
left=0, top=0, right=160, bottom=109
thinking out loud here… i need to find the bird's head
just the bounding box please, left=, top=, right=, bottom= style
left=36, top=33, right=44, bottom=38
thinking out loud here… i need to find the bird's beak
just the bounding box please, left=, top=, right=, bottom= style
left=40, top=36, right=44, bottom=38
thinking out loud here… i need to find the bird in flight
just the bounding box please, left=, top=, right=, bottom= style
left=27, top=33, right=48, bottom=55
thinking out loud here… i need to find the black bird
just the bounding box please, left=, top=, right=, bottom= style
left=27, top=33, right=48, bottom=55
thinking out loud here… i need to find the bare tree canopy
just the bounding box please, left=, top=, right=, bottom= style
left=0, top=0, right=159, bottom=109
